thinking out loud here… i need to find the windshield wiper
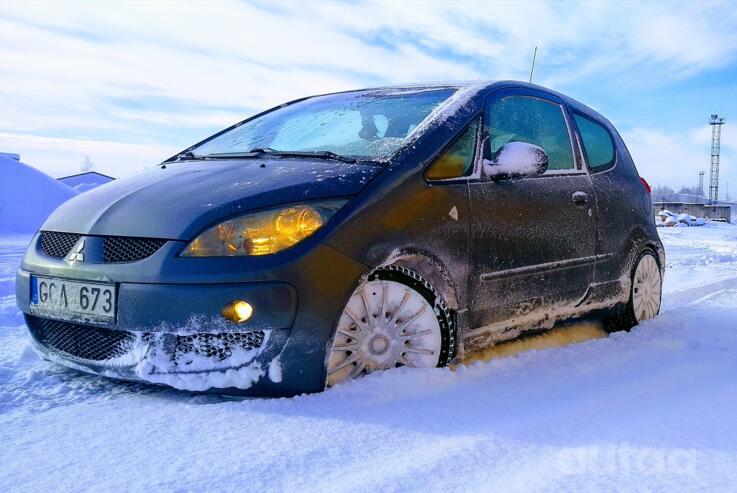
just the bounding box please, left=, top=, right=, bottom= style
left=172, top=150, right=209, bottom=161
left=203, top=151, right=264, bottom=159
left=266, top=150, right=358, bottom=164
left=206, top=148, right=358, bottom=164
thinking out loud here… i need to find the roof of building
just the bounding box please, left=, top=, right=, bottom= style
left=57, top=171, right=115, bottom=181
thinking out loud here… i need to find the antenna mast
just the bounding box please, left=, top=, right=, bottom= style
left=529, top=46, right=537, bottom=83
left=709, top=114, right=725, bottom=203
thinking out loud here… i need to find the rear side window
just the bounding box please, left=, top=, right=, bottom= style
left=574, top=114, right=615, bottom=171
left=426, top=120, right=478, bottom=180
left=485, top=96, right=574, bottom=171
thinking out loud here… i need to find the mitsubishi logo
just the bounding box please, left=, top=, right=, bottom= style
left=68, top=239, right=85, bottom=262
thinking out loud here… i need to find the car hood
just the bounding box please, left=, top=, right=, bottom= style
left=42, top=158, right=382, bottom=240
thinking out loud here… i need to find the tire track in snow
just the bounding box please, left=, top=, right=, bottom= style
left=661, top=274, right=737, bottom=313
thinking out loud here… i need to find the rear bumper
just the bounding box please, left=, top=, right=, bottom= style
left=16, top=236, right=368, bottom=396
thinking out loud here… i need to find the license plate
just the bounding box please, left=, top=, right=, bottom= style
left=30, top=276, right=117, bottom=323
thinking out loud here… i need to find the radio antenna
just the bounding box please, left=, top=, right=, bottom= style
left=529, top=46, right=538, bottom=83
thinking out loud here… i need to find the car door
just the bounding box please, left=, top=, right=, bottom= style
left=571, top=111, right=646, bottom=289
left=467, top=88, right=596, bottom=336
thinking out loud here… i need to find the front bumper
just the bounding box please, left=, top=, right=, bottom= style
left=16, top=233, right=368, bottom=396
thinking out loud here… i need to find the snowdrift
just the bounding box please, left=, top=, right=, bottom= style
left=71, top=182, right=100, bottom=193
left=655, top=209, right=709, bottom=227
left=0, top=154, right=78, bottom=234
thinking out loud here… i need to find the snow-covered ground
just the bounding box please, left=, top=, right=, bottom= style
left=2, top=224, right=737, bottom=492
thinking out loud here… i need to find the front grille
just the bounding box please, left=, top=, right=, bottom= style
left=27, top=316, right=135, bottom=361
left=40, top=232, right=82, bottom=258
left=175, top=331, right=266, bottom=361
left=103, top=237, right=167, bottom=263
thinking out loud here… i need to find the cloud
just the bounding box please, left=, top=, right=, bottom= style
left=624, top=126, right=735, bottom=199
left=0, top=132, right=178, bottom=178
left=0, top=0, right=736, bottom=186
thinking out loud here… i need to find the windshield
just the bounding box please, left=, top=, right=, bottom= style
left=191, top=88, right=456, bottom=161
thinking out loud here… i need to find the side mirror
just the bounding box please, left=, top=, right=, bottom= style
left=483, top=141, right=549, bottom=180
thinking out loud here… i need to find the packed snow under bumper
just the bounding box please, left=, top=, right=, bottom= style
left=16, top=276, right=298, bottom=393
left=23, top=313, right=287, bottom=392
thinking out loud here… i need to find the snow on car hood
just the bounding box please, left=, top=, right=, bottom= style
left=41, top=158, right=381, bottom=240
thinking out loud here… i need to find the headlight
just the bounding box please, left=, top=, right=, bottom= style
left=181, top=199, right=347, bottom=257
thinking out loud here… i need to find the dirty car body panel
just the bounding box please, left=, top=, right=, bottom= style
left=16, top=81, right=663, bottom=396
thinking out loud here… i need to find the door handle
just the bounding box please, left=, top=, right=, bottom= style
left=572, top=191, right=588, bottom=209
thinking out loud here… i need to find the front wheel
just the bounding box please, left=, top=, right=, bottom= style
left=604, top=249, right=662, bottom=332
left=326, top=267, right=453, bottom=387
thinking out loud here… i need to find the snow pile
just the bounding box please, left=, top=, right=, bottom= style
left=676, top=212, right=692, bottom=226
left=483, top=141, right=546, bottom=178
left=655, top=209, right=709, bottom=227
left=0, top=154, right=78, bottom=234
left=71, top=182, right=100, bottom=193
left=138, top=357, right=265, bottom=392
left=134, top=328, right=272, bottom=392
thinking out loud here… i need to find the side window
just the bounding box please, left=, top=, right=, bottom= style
left=573, top=113, right=615, bottom=171
left=485, top=96, right=574, bottom=171
left=426, top=120, right=478, bottom=180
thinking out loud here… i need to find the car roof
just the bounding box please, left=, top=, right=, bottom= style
left=318, top=80, right=610, bottom=125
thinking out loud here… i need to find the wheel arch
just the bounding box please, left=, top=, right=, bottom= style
left=622, top=225, right=665, bottom=276
left=370, top=248, right=461, bottom=312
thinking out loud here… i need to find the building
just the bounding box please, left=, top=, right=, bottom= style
left=653, top=201, right=732, bottom=223
left=57, top=171, right=115, bottom=192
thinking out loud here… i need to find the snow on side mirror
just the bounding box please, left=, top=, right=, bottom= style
left=483, top=142, right=549, bottom=180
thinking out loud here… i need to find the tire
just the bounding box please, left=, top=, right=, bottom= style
left=326, top=266, right=456, bottom=387
left=604, top=249, right=662, bottom=333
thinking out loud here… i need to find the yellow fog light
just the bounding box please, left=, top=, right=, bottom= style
left=221, top=300, right=253, bottom=323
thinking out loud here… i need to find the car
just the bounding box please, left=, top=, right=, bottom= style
left=16, top=81, right=664, bottom=396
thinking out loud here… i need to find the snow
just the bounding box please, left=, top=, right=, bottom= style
left=2, top=224, right=737, bottom=491
left=656, top=210, right=710, bottom=228
left=407, top=83, right=486, bottom=141
left=70, top=182, right=100, bottom=193
left=134, top=330, right=272, bottom=391
left=483, top=141, right=546, bottom=178
left=0, top=154, right=77, bottom=234
left=139, top=358, right=265, bottom=392
left=58, top=172, right=115, bottom=193
left=676, top=212, right=692, bottom=225
left=663, top=215, right=678, bottom=227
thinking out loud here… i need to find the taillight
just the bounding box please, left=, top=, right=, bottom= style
left=640, top=177, right=651, bottom=195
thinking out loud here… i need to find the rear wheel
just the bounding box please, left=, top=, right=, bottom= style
left=326, top=267, right=453, bottom=386
left=604, top=249, right=662, bottom=332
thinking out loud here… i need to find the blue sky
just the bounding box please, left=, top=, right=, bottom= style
left=1, top=0, right=737, bottom=198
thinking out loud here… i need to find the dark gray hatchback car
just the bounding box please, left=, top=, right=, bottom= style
left=16, top=81, right=664, bottom=396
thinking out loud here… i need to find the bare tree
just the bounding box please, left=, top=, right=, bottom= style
left=81, top=156, right=94, bottom=173
left=651, top=185, right=675, bottom=202
left=678, top=186, right=702, bottom=197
